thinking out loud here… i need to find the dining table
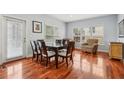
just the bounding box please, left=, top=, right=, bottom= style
left=46, top=43, right=66, bottom=68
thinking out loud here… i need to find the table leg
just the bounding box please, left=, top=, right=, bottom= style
left=55, top=48, right=58, bottom=69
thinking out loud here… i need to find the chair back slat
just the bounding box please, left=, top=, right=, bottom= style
left=30, top=41, right=38, bottom=53
left=37, top=40, right=44, bottom=54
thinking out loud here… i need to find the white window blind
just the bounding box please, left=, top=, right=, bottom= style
left=7, top=19, right=24, bottom=59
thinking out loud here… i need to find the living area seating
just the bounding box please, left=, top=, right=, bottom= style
left=81, top=39, right=98, bottom=54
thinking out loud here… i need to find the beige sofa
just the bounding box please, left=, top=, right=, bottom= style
left=81, top=39, right=98, bottom=54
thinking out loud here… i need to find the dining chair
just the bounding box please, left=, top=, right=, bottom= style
left=30, top=41, right=41, bottom=62
left=62, top=39, right=69, bottom=46
left=41, top=41, right=56, bottom=66
left=58, top=41, right=75, bottom=67
left=37, top=40, right=44, bottom=62
left=58, top=39, right=69, bottom=52
left=56, top=39, right=62, bottom=45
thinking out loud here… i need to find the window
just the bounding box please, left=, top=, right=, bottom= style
left=73, top=26, right=104, bottom=45
left=82, top=27, right=91, bottom=42
left=73, top=28, right=80, bottom=42
left=91, top=26, right=104, bottom=44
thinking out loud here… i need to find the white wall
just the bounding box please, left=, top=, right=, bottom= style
left=66, top=15, right=118, bottom=52
left=0, top=14, right=66, bottom=64
left=42, top=15, right=66, bottom=38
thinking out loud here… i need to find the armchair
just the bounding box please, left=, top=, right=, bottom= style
left=81, top=39, right=98, bottom=54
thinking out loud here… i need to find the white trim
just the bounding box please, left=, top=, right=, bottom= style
left=98, top=49, right=108, bottom=53
left=76, top=47, right=108, bottom=53
left=0, top=15, right=2, bottom=65
left=26, top=54, right=32, bottom=58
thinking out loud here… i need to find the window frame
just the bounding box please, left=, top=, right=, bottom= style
left=73, top=25, right=104, bottom=46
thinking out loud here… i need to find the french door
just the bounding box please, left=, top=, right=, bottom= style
left=5, top=17, right=26, bottom=61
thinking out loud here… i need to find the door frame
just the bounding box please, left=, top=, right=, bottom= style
left=0, top=15, right=2, bottom=64
left=3, top=16, right=26, bottom=62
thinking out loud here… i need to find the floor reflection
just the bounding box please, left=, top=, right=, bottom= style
left=7, top=63, right=22, bottom=79
left=0, top=50, right=124, bottom=79
left=78, top=53, right=107, bottom=78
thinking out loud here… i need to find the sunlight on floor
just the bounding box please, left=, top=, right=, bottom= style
left=7, top=63, right=22, bottom=78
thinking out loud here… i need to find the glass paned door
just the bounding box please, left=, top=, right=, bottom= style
left=6, top=18, right=26, bottom=59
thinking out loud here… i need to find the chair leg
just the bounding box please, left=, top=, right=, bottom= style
left=32, top=54, right=35, bottom=60
left=62, top=57, right=64, bottom=62
left=71, top=55, right=74, bottom=64
left=46, top=58, right=49, bottom=66
left=49, top=58, right=50, bottom=62
left=36, top=54, right=39, bottom=62
left=41, top=55, right=42, bottom=62
left=66, top=58, right=68, bottom=67
left=0, top=64, right=6, bottom=69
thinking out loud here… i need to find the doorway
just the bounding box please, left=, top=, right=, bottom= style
left=4, top=17, right=26, bottom=61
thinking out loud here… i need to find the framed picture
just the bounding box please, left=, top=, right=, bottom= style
left=32, top=21, right=42, bottom=33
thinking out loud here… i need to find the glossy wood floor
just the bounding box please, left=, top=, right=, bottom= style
left=0, top=50, right=124, bottom=79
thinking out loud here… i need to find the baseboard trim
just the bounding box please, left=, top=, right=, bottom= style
left=75, top=48, right=108, bottom=53
left=26, top=54, right=32, bottom=58
left=0, top=54, right=32, bottom=65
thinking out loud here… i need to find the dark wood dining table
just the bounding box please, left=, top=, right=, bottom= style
left=46, top=43, right=65, bottom=68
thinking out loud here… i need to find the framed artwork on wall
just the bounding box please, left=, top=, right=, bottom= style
left=32, top=21, right=42, bottom=33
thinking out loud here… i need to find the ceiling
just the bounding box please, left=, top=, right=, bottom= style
left=49, top=14, right=110, bottom=22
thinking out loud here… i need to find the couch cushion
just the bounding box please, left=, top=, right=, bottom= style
left=82, top=45, right=93, bottom=49
left=87, top=39, right=98, bottom=45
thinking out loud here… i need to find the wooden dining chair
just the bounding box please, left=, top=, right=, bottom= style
left=62, top=39, right=69, bottom=46
left=56, top=39, right=62, bottom=45
left=57, top=39, right=69, bottom=52
left=41, top=41, right=56, bottom=66
left=37, top=40, right=44, bottom=62
left=58, top=41, right=75, bottom=67
left=30, top=41, right=41, bottom=62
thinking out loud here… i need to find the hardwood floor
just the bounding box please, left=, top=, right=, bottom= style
left=0, top=50, right=124, bottom=79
